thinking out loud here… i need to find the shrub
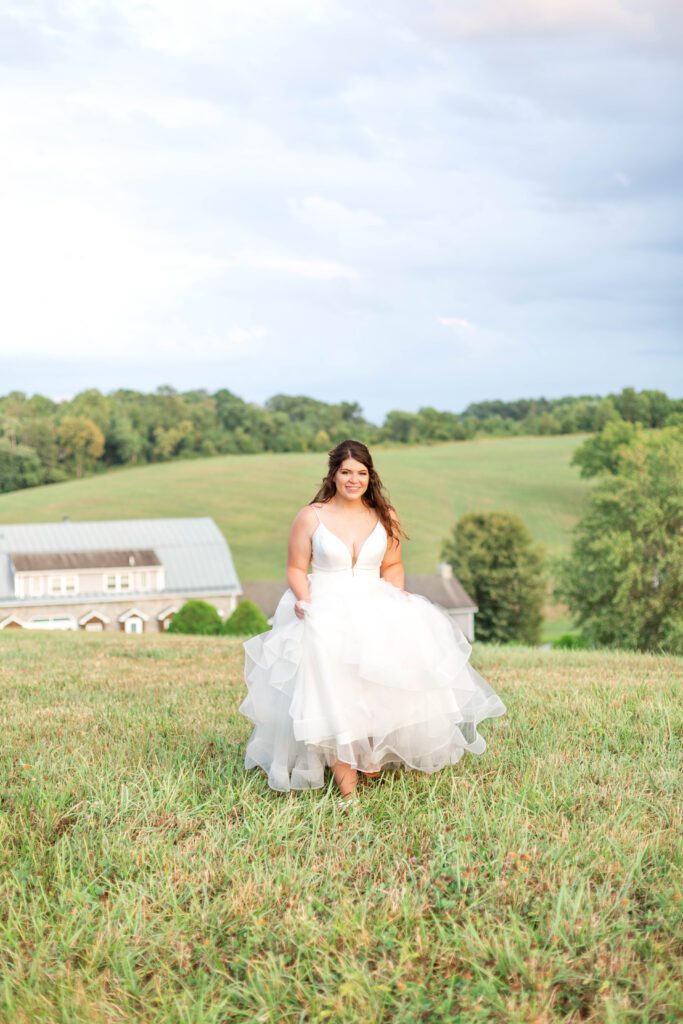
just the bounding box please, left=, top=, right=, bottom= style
left=552, top=633, right=589, bottom=650
left=223, top=600, right=270, bottom=637
left=441, top=511, right=546, bottom=645
left=167, top=599, right=223, bottom=635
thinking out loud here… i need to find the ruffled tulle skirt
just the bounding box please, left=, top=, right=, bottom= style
left=239, top=572, right=506, bottom=792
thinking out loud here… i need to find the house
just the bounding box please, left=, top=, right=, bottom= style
left=405, top=562, right=478, bottom=642
left=240, top=562, right=479, bottom=641
left=0, top=517, right=241, bottom=633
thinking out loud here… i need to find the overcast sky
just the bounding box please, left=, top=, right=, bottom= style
left=1, top=0, right=681, bottom=422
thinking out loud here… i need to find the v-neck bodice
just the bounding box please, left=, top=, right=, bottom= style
left=310, top=508, right=387, bottom=576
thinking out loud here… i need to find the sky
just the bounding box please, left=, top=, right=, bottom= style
left=0, top=0, right=681, bottom=423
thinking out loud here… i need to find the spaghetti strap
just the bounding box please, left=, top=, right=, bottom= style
left=310, top=504, right=321, bottom=524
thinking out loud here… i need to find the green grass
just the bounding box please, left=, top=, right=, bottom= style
left=1, top=631, right=681, bottom=1023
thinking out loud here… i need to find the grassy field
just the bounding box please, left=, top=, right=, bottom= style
left=0, top=435, right=592, bottom=580
left=0, top=435, right=594, bottom=640
left=1, top=631, right=681, bottom=1023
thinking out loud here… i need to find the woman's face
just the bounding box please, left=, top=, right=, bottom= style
left=333, top=456, right=369, bottom=500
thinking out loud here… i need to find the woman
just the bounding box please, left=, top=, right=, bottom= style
left=239, top=439, right=506, bottom=807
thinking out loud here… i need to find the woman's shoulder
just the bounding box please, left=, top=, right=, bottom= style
left=292, top=503, right=322, bottom=528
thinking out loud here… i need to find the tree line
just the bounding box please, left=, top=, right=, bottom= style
left=0, top=384, right=681, bottom=494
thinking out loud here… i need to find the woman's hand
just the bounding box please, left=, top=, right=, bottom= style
left=294, top=599, right=312, bottom=620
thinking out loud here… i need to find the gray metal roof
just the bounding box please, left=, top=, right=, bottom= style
left=240, top=581, right=290, bottom=619
left=240, top=572, right=477, bottom=617
left=405, top=574, right=478, bottom=611
left=0, top=518, right=241, bottom=601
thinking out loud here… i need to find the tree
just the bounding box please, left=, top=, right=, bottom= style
left=18, top=417, right=59, bottom=476
left=441, top=511, right=546, bottom=644
left=612, top=386, right=652, bottom=425
left=167, top=600, right=223, bottom=635
left=382, top=410, right=420, bottom=444
left=416, top=407, right=464, bottom=441
left=223, top=600, right=270, bottom=637
left=65, top=389, right=111, bottom=432
left=0, top=439, right=44, bottom=492
left=313, top=429, right=331, bottom=451
left=105, top=415, right=143, bottom=466
left=56, top=416, right=105, bottom=478
left=554, top=426, right=683, bottom=654
left=570, top=420, right=639, bottom=478
left=152, top=420, right=194, bottom=460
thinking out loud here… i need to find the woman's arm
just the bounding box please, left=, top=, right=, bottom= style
left=287, top=506, right=316, bottom=616
left=380, top=509, right=407, bottom=592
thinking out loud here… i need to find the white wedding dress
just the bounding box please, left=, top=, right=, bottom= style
left=239, top=507, right=507, bottom=792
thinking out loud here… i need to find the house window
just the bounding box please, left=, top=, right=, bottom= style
left=124, top=616, right=144, bottom=634
left=29, top=576, right=44, bottom=597
left=47, top=575, right=79, bottom=596
left=103, top=572, right=141, bottom=593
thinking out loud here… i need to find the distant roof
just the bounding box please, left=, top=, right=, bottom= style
left=241, top=572, right=477, bottom=618
left=241, top=581, right=289, bottom=619
left=11, top=548, right=161, bottom=572
left=405, top=574, right=478, bottom=611
left=0, top=518, right=241, bottom=601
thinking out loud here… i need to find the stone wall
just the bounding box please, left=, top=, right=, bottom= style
left=0, top=593, right=238, bottom=633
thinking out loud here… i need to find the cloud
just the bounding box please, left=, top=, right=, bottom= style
left=0, top=190, right=234, bottom=361
left=438, top=317, right=476, bottom=331
left=291, top=195, right=384, bottom=231
left=437, top=316, right=519, bottom=363
left=0, top=0, right=680, bottom=418
left=225, top=250, right=359, bottom=281
left=104, top=0, right=341, bottom=57
left=68, top=90, right=225, bottom=131
left=425, top=0, right=683, bottom=45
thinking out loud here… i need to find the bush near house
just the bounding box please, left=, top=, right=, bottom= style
left=166, top=599, right=223, bottom=636
left=552, top=632, right=589, bottom=650
left=223, top=600, right=269, bottom=637
left=441, top=511, right=546, bottom=645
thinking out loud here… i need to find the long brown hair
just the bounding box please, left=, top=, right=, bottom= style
left=309, top=439, right=409, bottom=545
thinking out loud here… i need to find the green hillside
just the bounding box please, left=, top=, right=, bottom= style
left=0, top=435, right=592, bottom=583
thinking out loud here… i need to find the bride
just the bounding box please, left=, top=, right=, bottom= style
left=239, top=439, right=506, bottom=806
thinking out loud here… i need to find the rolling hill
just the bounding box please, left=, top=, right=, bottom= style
left=0, top=434, right=593, bottom=586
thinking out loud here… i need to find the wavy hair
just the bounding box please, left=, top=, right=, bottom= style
left=309, top=439, right=408, bottom=545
